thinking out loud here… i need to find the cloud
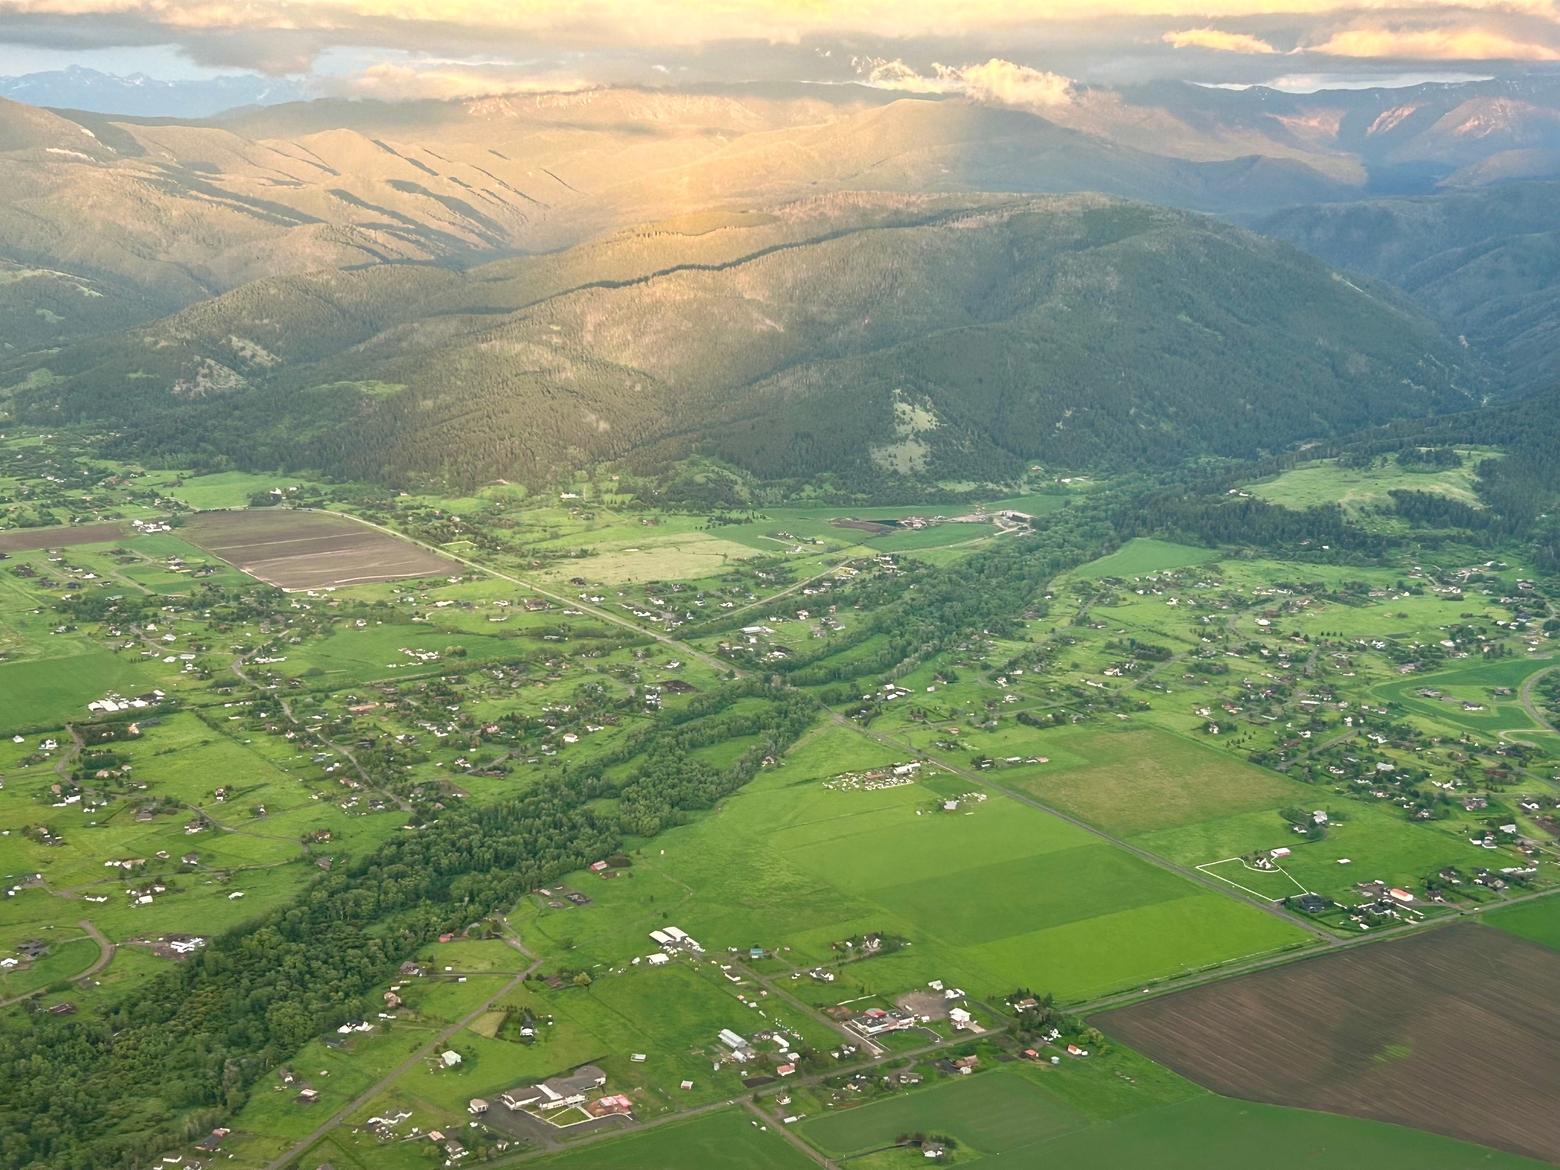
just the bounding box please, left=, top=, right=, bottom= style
left=2, top=0, right=1559, bottom=82
left=1310, top=24, right=1560, bottom=60
left=860, top=57, right=1075, bottom=108
left=956, top=58, right=1076, bottom=106
left=5, top=2, right=1558, bottom=51
left=1163, top=27, right=1279, bottom=54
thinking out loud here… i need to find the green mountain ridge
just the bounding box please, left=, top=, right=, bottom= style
left=13, top=194, right=1478, bottom=488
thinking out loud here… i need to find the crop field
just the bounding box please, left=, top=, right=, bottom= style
left=1097, top=923, right=1560, bottom=1164
left=533, top=531, right=762, bottom=584
left=181, top=510, right=458, bottom=590
left=790, top=1044, right=1540, bottom=1170
left=0, top=521, right=130, bottom=552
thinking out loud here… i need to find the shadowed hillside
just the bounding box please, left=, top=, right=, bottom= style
left=1260, top=181, right=1560, bottom=395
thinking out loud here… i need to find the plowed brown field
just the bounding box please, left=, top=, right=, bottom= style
left=1099, top=923, right=1560, bottom=1164
left=182, top=510, right=456, bottom=590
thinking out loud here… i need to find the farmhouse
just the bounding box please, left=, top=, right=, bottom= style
left=717, top=1028, right=755, bottom=1060
left=500, top=1065, right=607, bottom=1112
left=848, top=1008, right=918, bottom=1037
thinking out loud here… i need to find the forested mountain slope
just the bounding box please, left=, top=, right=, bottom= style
left=1259, top=181, right=1560, bottom=395
left=14, top=194, right=1476, bottom=488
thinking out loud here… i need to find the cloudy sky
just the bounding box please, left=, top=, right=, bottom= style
left=0, top=0, right=1557, bottom=96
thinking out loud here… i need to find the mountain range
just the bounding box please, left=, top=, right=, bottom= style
left=11, top=194, right=1475, bottom=487
left=3, top=75, right=1558, bottom=488
left=0, top=66, right=310, bottom=118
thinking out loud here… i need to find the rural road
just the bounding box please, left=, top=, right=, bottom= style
left=1517, top=662, right=1558, bottom=733
left=267, top=929, right=542, bottom=1170
left=324, top=503, right=1330, bottom=946
left=71, top=919, right=114, bottom=986
left=744, top=1099, right=838, bottom=1169
left=0, top=919, right=115, bottom=1009
left=312, top=509, right=737, bottom=677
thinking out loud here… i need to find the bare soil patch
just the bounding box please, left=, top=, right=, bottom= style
left=0, top=521, right=127, bottom=552
left=1098, top=923, right=1560, bottom=1164
left=181, top=510, right=457, bottom=590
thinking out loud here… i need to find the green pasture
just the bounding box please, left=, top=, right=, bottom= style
left=1485, top=899, right=1560, bottom=952
left=1001, top=726, right=1302, bottom=836
left=532, top=1108, right=818, bottom=1170
left=1247, top=453, right=1491, bottom=520
left=276, top=622, right=528, bottom=682
left=517, top=725, right=1309, bottom=1004
left=140, top=470, right=332, bottom=510
left=1133, top=802, right=1503, bottom=907
left=0, top=934, right=98, bottom=1000
left=0, top=650, right=170, bottom=732
left=798, top=1066, right=1086, bottom=1157
left=1006, top=1093, right=1544, bottom=1170
left=1072, top=540, right=1218, bottom=581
